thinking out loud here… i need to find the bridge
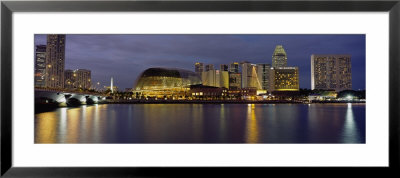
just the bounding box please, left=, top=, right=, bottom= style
left=35, top=88, right=109, bottom=106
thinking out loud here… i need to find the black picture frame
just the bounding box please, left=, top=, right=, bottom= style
left=1, top=0, right=399, bottom=177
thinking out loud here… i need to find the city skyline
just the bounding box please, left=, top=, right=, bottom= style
left=34, top=34, right=366, bottom=90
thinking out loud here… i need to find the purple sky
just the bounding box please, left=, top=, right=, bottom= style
left=34, top=34, right=365, bottom=90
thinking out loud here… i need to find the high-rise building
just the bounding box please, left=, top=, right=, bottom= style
left=311, top=54, right=352, bottom=91
left=229, top=73, right=241, bottom=89
left=272, top=45, right=287, bottom=68
left=64, top=69, right=75, bottom=89
left=201, top=69, right=229, bottom=88
left=195, top=62, right=204, bottom=75
left=34, top=45, right=46, bottom=87
left=229, top=62, right=240, bottom=73
left=74, top=69, right=91, bottom=90
left=256, top=64, right=272, bottom=91
left=64, top=69, right=91, bottom=90
left=219, top=70, right=229, bottom=88
left=202, top=69, right=216, bottom=87
left=205, top=64, right=214, bottom=71
left=220, top=64, right=229, bottom=71
left=241, top=62, right=258, bottom=89
left=270, top=67, right=299, bottom=91
left=45, top=34, right=66, bottom=88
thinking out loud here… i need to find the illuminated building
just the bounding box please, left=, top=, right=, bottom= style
left=45, top=34, right=66, bottom=88
left=220, top=64, right=229, bottom=71
left=256, top=64, right=271, bottom=91
left=134, top=68, right=201, bottom=99
left=272, top=45, right=287, bottom=68
left=64, top=69, right=92, bottom=90
left=311, top=54, right=352, bottom=91
left=205, top=64, right=214, bottom=71
left=202, top=69, right=217, bottom=87
left=229, top=62, right=240, bottom=73
left=201, top=69, right=228, bottom=88
left=219, top=70, right=229, bottom=88
left=195, top=62, right=204, bottom=76
left=270, top=67, right=299, bottom=91
left=189, top=85, right=228, bottom=100
left=74, top=69, right=91, bottom=89
left=64, top=70, right=74, bottom=89
left=229, top=72, right=241, bottom=89
left=34, top=45, right=46, bottom=87
left=241, top=61, right=259, bottom=89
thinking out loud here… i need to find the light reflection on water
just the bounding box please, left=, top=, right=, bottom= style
left=34, top=103, right=365, bottom=144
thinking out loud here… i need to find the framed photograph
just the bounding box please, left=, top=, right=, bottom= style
left=1, top=0, right=399, bottom=177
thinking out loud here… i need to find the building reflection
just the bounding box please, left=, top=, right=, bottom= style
left=245, top=104, right=259, bottom=143
left=35, top=112, right=58, bottom=143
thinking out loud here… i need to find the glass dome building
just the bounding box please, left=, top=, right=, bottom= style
left=133, top=68, right=202, bottom=99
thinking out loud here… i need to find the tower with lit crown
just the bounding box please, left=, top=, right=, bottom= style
left=272, top=45, right=287, bottom=68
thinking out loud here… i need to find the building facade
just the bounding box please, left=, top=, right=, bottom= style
left=241, top=62, right=259, bottom=89
left=272, top=45, right=288, bottom=68
left=229, top=72, right=241, bottom=89
left=34, top=45, right=47, bottom=87
left=74, top=69, right=92, bottom=90
left=195, top=62, right=204, bottom=76
left=205, top=64, right=214, bottom=71
left=229, top=62, right=240, bottom=73
left=45, top=34, right=66, bottom=88
left=311, top=54, right=352, bottom=91
left=64, top=69, right=75, bottom=89
left=64, top=69, right=92, bottom=90
left=256, top=63, right=271, bottom=91
left=220, top=64, right=229, bottom=71
left=270, top=67, right=299, bottom=91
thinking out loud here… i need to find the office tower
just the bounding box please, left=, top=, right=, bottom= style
left=229, top=73, right=241, bottom=89
left=74, top=69, right=92, bottom=90
left=45, top=34, right=66, bottom=88
left=64, top=69, right=75, bottom=89
left=195, top=62, right=204, bottom=75
left=272, top=45, right=287, bottom=68
left=229, top=62, right=240, bottom=73
left=219, top=70, right=229, bottom=88
left=201, top=69, right=216, bottom=87
left=64, top=69, right=91, bottom=90
left=34, top=45, right=47, bottom=87
left=311, top=54, right=352, bottom=91
left=270, top=67, right=299, bottom=91
left=256, top=64, right=272, bottom=91
left=241, top=62, right=258, bottom=89
left=205, top=64, right=214, bottom=71
left=220, top=64, right=229, bottom=71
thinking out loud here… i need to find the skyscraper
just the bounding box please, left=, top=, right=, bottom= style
left=220, top=64, right=228, bottom=71
left=64, top=69, right=92, bottom=90
left=311, top=54, right=352, bottom=91
left=74, top=69, right=92, bottom=90
left=229, top=73, right=241, bottom=89
left=229, top=62, right=240, bottom=73
left=270, top=67, right=299, bottom=91
left=195, top=62, right=204, bottom=75
left=205, top=64, right=214, bottom=71
left=272, top=45, right=287, bottom=68
left=256, top=64, right=271, bottom=91
left=34, top=45, right=46, bottom=87
left=241, top=61, right=258, bottom=89
left=64, top=69, right=75, bottom=89
left=45, top=34, right=66, bottom=88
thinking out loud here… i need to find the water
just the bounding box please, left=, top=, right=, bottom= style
left=34, top=103, right=365, bottom=143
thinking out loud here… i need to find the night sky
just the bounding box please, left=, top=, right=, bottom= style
left=34, top=34, right=365, bottom=90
